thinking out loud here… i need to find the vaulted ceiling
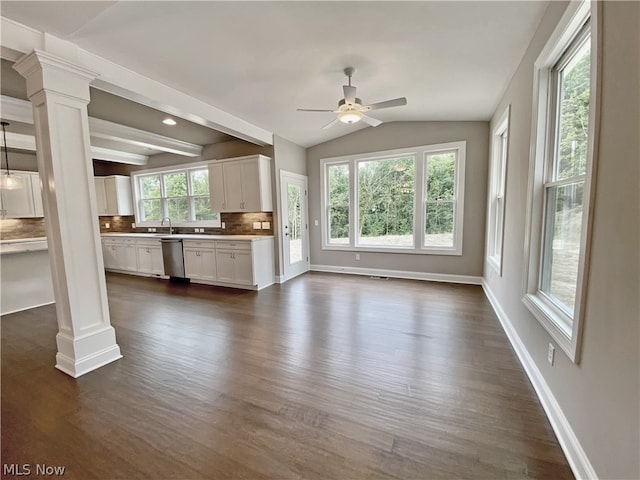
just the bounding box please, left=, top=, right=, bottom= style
left=1, top=1, right=549, bottom=148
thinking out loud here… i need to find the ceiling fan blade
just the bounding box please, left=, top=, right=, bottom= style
left=362, top=97, right=407, bottom=111
left=321, top=118, right=340, bottom=130
left=297, top=108, right=335, bottom=112
left=343, top=85, right=357, bottom=104
left=361, top=115, right=382, bottom=127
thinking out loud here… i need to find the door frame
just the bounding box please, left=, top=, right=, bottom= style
left=279, top=170, right=310, bottom=282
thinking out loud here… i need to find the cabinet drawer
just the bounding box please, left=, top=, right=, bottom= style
left=183, top=240, right=215, bottom=249
left=136, top=239, right=161, bottom=247
left=103, top=238, right=122, bottom=245
left=215, top=240, right=251, bottom=251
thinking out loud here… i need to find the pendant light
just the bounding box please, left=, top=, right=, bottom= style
left=0, top=121, right=23, bottom=190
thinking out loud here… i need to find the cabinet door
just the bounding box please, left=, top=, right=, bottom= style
left=150, top=247, right=164, bottom=275
left=223, top=162, right=243, bottom=211
left=233, top=250, right=254, bottom=285
left=124, top=244, right=138, bottom=271
left=104, top=243, right=123, bottom=270
left=240, top=159, right=261, bottom=211
left=136, top=246, right=152, bottom=273
left=104, top=177, right=119, bottom=215
left=2, top=172, right=35, bottom=218
left=94, top=178, right=108, bottom=215
left=208, top=163, right=226, bottom=212
left=215, top=250, right=235, bottom=283
left=199, top=250, right=216, bottom=282
left=183, top=248, right=201, bottom=279
left=30, top=173, right=44, bottom=217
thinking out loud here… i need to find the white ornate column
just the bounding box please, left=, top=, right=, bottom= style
left=14, top=50, right=122, bottom=377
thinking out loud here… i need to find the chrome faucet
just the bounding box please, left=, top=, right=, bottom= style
left=161, top=217, right=173, bottom=235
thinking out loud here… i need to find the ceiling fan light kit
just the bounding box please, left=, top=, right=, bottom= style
left=297, top=67, right=407, bottom=129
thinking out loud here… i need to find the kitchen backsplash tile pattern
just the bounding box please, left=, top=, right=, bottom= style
left=99, top=212, right=274, bottom=236
left=2, top=212, right=274, bottom=241
left=0, top=218, right=47, bottom=240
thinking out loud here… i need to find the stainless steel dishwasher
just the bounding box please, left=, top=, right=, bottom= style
left=160, top=237, right=186, bottom=279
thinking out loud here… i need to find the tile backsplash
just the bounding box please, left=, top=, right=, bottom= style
left=99, top=212, right=274, bottom=236
left=0, top=218, right=47, bottom=240
left=1, top=212, right=274, bottom=241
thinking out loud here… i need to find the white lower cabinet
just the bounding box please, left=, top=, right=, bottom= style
left=136, top=242, right=164, bottom=275
left=215, top=242, right=253, bottom=286
left=102, top=235, right=275, bottom=290
left=183, top=240, right=216, bottom=282
left=102, top=236, right=164, bottom=277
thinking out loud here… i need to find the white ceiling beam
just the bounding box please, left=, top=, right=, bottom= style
left=1, top=95, right=202, bottom=157
left=2, top=131, right=149, bottom=165
left=88, top=117, right=202, bottom=157
left=89, top=146, right=148, bottom=165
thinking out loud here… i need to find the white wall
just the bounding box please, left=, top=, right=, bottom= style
left=484, top=2, right=639, bottom=478
left=307, top=121, right=489, bottom=278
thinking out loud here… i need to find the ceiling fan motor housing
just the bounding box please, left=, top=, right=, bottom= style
left=338, top=98, right=362, bottom=108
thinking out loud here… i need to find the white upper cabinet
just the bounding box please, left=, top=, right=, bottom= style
left=94, top=175, right=134, bottom=216
left=208, top=154, right=272, bottom=212
left=0, top=170, right=43, bottom=219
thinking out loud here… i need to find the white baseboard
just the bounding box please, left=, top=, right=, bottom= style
left=1, top=300, right=55, bottom=316
left=310, top=264, right=482, bottom=285
left=482, top=281, right=598, bottom=480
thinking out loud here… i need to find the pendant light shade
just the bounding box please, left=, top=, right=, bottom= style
left=0, top=121, right=22, bottom=190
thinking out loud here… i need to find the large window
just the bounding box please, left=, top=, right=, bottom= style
left=133, top=161, right=221, bottom=227
left=487, top=106, right=510, bottom=274
left=321, top=141, right=466, bottom=255
left=523, top=0, right=597, bottom=362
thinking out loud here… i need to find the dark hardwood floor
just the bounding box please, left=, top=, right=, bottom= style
left=2, top=272, right=573, bottom=479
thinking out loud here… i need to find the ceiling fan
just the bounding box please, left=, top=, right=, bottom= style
left=297, top=67, right=407, bottom=130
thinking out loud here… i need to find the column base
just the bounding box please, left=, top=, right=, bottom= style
left=55, top=327, right=122, bottom=378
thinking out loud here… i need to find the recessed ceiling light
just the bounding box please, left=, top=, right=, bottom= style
left=162, top=118, right=177, bottom=126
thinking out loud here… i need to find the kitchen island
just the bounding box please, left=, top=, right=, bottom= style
left=0, top=237, right=55, bottom=315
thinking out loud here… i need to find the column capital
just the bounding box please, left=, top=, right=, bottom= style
left=13, top=49, right=98, bottom=102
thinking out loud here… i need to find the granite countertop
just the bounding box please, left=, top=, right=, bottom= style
left=101, top=233, right=274, bottom=241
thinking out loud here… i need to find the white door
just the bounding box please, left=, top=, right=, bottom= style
left=280, top=171, right=309, bottom=281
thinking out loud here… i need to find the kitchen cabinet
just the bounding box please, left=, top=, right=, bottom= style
left=0, top=170, right=43, bottom=218
left=94, top=175, right=134, bottom=216
left=136, top=240, right=164, bottom=276
left=103, top=239, right=125, bottom=270
left=102, top=237, right=138, bottom=272
left=208, top=154, right=272, bottom=212
left=183, top=240, right=216, bottom=282
left=215, top=241, right=253, bottom=286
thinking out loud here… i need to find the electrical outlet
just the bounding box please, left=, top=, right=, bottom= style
left=221, top=222, right=225, bottom=229
left=314, top=219, right=319, bottom=226
left=261, top=221, right=270, bottom=230
left=547, top=343, right=555, bottom=366
left=105, top=222, right=110, bottom=229
left=355, top=253, right=360, bottom=260
left=131, top=223, right=136, bottom=229
left=253, top=222, right=261, bottom=229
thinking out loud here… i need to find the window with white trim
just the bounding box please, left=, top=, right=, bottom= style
left=133, top=161, right=221, bottom=227
left=487, top=106, right=510, bottom=274
left=523, top=0, right=596, bottom=362
left=321, top=141, right=466, bottom=255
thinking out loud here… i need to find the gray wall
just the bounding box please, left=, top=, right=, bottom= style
left=307, top=121, right=489, bottom=277
left=484, top=2, right=639, bottom=478
left=272, top=135, right=307, bottom=277
left=3, top=150, right=38, bottom=172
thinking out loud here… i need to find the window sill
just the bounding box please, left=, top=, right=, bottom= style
left=522, top=292, right=577, bottom=362
left=137, top=221, right=222, bottom=228
left=321, top=245, right=462, bottom=256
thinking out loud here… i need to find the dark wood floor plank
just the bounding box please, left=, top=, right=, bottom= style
left=2, top=271, right=573, bottom=479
